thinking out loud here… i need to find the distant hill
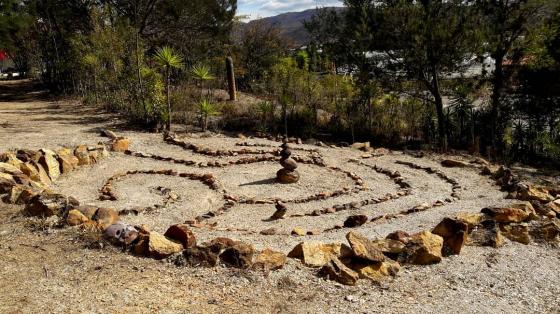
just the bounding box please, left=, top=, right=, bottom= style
left=244, top=7, right=344, bottom=47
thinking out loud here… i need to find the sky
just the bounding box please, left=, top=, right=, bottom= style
left=238, top=0, right=343, bottom=20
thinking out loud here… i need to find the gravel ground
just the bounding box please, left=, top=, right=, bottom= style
left=1, top=80, right=559, bottom=313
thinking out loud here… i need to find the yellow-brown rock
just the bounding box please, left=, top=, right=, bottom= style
left=288, top=241, right=352, bottom=267
left=147, top=232, right=184, bottom=259
left=39, top=149, right=61, bottom=181
left=66, top=209, right=89, bottom=226
left=351, top=260, right=401, bottom=283
left=500, top=223, right=530, bottom=244
left=111, top=137, right=130, bottom=152
left=0, top=162, right=23, bottom=175
left=92, top=207, right=119, bottom=229
left=518, top=186, right=554, bottom=203
left=400, top=231, right=444, bottom=265
left=74, top=145, right=91, bottom=166
left=432, top=217, right=468, bottom=255
left=346, top=231, right=386, bottom=262
left=252, top=249, right=287, bottom=271
left=481, top=202, right=535, bottom=223
left=319, top=256, right=359, bottom=286
left=456, top=212, right=489, bottom=232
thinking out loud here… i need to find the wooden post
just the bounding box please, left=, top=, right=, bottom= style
left=226, top=56, right=236, bottom=101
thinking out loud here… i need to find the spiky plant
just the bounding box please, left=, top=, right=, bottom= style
left=191, top=63, right=215, bottom=100
left=153, top=46, right=183, bottom=131
left=199, top=99, right=219, bottom=131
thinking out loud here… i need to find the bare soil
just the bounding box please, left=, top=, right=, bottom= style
left=1, top=80, right=559, bottom=313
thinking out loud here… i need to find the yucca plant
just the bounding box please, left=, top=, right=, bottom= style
left=199, top=99, right=219, bottom=131
left=153, top=46, right=183, bottom=131
left=191, top=63, right=214, bottom=100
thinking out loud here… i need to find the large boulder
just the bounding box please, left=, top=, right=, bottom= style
left=346, top=232, right=385, bottom=262
left=467, top=220, right=504, bottom=248
left=517, top=185, right=554, bottom=203
left=400, top=231, right=443, bottom=265
left=39, top=149, right=61, bottom=181
left=24, top=193, right=79, bottom=217
left=432, top=218, right=468, bottom=256
left=219, top=241, right=255, bottom=269
left=500, top=223, right=530, bottom=245
left=288, top=242, right=352, bottom=267
left=252, top=249, right=287, bottom=271
left=164, top=224, right=197, bottom=248
left=481, top=202, right=536, bottom=223
left=319, top=256, right=359, bottom=286
left=179, top=246, right=219, bottom=267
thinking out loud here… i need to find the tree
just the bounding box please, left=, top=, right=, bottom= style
left=476, top=0, right=554, bottom=155
left=154, top=46, right=183, bottom=130
left=379, top=0, right=481, bottom=151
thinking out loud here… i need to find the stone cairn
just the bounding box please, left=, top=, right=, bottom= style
left=276, top=142, right=299, bottom=184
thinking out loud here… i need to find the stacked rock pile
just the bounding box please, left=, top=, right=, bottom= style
left=276, top=142, right=299, bottom=184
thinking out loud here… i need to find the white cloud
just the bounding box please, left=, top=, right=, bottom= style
left=238, top=0, right=343, bottom=20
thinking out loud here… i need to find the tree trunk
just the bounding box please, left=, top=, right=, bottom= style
left=166, top=67, right=171, bottom=131
left=491, top=51, right=505, bottom=156
left=226, top=57, right=236, bottom=101
left=430, top=70, right=447, bottom=152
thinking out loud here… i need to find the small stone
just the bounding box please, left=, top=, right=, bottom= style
left=277, top=168, right=300, bottom=183
left=386, top=230, right=410, bottom=243
left=432, top=218, right=468, bottom=256
left=92, top=207, right=119, bottom=229
left=66, top=209, right=89, bottom=226
left=74, top=145, right=91, bottom=165
left=441, top=159, right=469, bottom=168
left=280, top=158, right=298, bottom=170
left=292, top=227, right=306, bottom=236
left=259, top=228, right=277, bottom=235
left=350, top=142, right=370, bottom=150
left=400, top=231, right=443, bottom=265
left=111, top=137, right=131, bottom=152
left=343, top=215, right=368, bottom=228
left=319, top=256, right=359, bottom=286
left=346, top=232, right=385, bottom=262
left=164, top=224, right=197, bottom=248
left=104, top=222, right=139, bottom=245
left=270, top=201, right=287, bottom=220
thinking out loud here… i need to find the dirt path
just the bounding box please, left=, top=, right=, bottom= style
left=1, top=80, right=559, bottom=313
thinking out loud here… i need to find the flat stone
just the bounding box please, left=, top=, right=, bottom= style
left=432, top=218, right=468, bottom=256
left=346, top=232, right=385, bottom=262
left=481, top=202, right=535, bottom=223
left=25, top=193, right=79, bottom=217
left=280, top=157, right=298, bottom=170
left=288, top=242, right=352, bottom=267
left=39, top=149, right=60, bottom=181
left=350, top=260, right=401, bottom=283
left=441, top=159, right=469, bottom=168
left=147, top=231, right=184, bottom=259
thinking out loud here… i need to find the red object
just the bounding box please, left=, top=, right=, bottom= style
left=0, top=50, right=6, bottom=61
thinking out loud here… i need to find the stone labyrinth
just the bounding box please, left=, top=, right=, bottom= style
left=2, top=131, right=559, bottom=285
